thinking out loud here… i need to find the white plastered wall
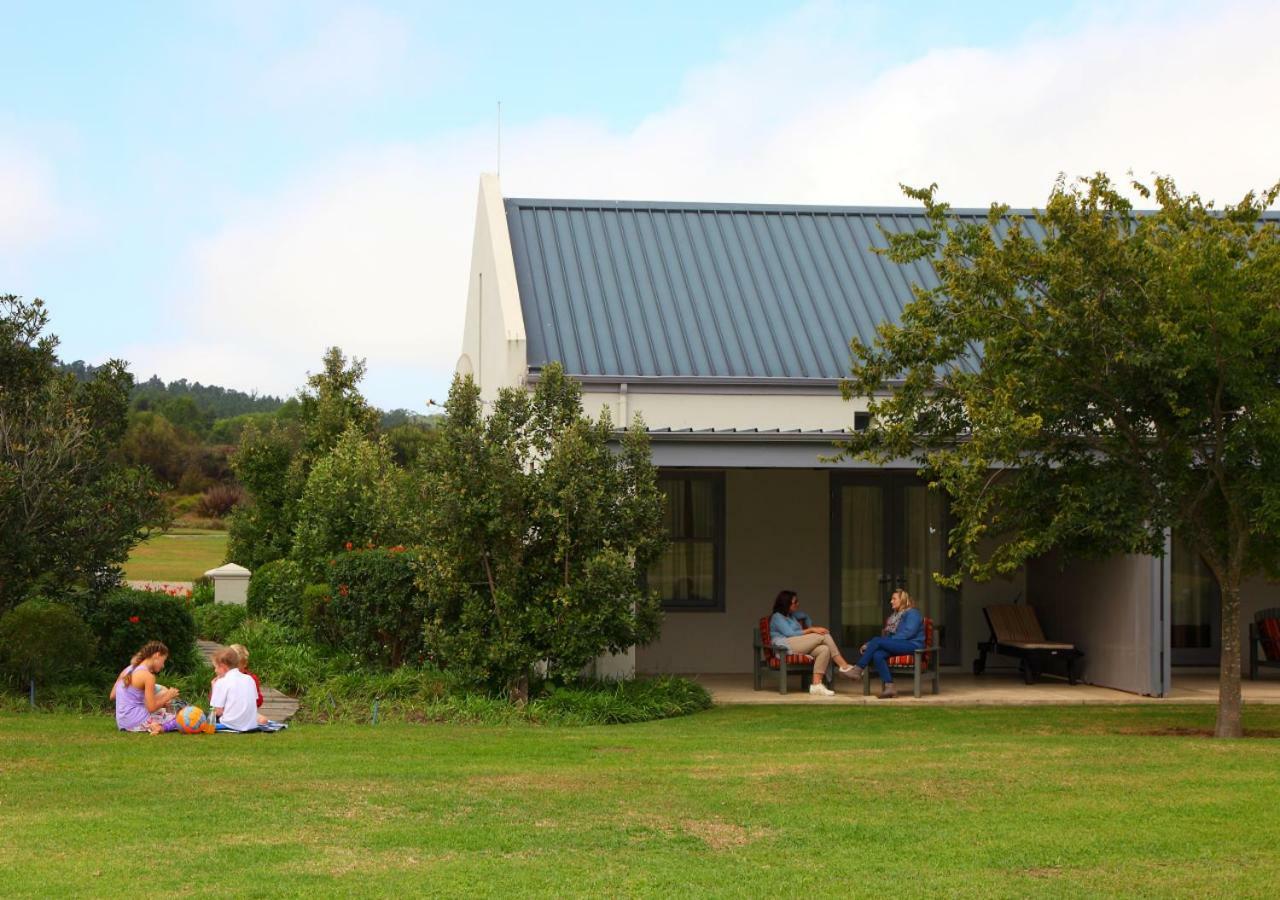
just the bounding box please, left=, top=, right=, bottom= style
left=634, top=468, right=1012, bottom=675
left=456, top=173, right=527, bottom=402
left=579, top=388, right=866, bottom=432
left=636, top=469, right=830, bottom=675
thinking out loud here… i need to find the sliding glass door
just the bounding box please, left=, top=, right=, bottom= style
left=1170, top=537, right=1220, bottom=666
left=831, top=474, right=958, bottom=665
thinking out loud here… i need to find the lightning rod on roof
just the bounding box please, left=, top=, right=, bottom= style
left=497, top=100, right=502, bottom=179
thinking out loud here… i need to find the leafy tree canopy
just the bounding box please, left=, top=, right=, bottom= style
left=840, top=174, right=1280, bottom=737
left=0, top=296, right=168, bottom=612
left=226, top=347, right=382, bottom=569
left=417, top=364, right=667, bottom=699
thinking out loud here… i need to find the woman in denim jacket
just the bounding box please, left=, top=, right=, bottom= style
left=849, top=589, right=924, bottom=699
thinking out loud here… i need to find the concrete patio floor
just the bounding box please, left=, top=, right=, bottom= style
left=693, top=670, right=1280, bottom=705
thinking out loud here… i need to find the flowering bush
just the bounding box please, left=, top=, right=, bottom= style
left=89, top=588, right=198, bottom=674
left=301, top=583, right=340, bottom=646
left=328, top=547, right=425, bottom=669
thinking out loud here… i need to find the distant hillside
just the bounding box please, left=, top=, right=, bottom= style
left=58, top=361, right=285, bottom=418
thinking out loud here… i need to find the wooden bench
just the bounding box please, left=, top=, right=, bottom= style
left=752, top=617, right=833, bottom=694
left=859, top=617, right=942, bottom=698
left=1249, top=608, right=1280, bottom=680
left=974, top=604, right=1082, bottom=684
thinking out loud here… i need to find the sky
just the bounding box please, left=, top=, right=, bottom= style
left=3, top=0, right=1279, bottom=411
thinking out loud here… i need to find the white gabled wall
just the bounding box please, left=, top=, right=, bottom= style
left=457, top=173, right=527, bottom=403
left=577, top=388, right=868, bottom=432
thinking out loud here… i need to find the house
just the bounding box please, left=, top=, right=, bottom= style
left=456, top=174, right=1278, bottom=695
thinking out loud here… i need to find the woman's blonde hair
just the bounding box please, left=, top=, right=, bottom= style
left=892, top=588, right=915, bottom=609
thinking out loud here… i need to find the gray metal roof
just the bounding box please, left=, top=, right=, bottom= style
left=505, top=198, right=1047, bottom=379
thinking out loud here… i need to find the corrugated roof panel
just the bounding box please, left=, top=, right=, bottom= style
left=504, top=199, right=1054, bottom=379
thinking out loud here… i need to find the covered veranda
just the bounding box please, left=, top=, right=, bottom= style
left=695, top=671, right=1280, bottom=705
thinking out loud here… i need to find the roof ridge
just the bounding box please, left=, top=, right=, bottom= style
left=504, top=197, right=1028, bottom=216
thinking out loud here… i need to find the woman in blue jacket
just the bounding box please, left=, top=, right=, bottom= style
left=849, top=589, right=924, bottom=699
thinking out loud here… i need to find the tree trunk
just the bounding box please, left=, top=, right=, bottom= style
left=1215, top=580, right=1243, bottom=738
left=510, top=673, right=529, bottom=706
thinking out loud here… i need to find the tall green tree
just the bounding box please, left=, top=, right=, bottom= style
left=226, top=346, right=380, bottom=568
left=417, top=365, right=667, bottom=700
left=840, top=175, right=1280, bottom=738
left=291, top=425, right=415, bottom=581
left=0, top=296, right=167, bottom=611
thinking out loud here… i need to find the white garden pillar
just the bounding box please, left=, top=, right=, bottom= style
left=204, top=563, right=251, bottom=606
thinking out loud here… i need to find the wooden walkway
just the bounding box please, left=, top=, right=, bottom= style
left=197, top=640, right=299, bottom=722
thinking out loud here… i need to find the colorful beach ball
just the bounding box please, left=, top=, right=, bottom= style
left=176, top=706, right=206, bottom=734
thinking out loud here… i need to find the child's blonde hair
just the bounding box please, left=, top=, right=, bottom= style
left=214, top=648, right=241, bottom=669
left=228, top=644, right=249, bottom=668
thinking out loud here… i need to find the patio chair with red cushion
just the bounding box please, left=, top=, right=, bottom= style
left=859, top=616, right=942, bottom=698
left=752, top=617, right=834, bottom=694
left=1249, top=608, right=1280, bottom=680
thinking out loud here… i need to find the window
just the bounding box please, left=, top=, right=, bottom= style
left=647, top=473, right=724, bottom=611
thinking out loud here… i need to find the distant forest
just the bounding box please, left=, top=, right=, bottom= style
left=56, top=360, right=431, bottom=432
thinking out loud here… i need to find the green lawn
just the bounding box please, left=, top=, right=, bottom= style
left=2, top=705, right=1279, bottom=897
left=123, top=529, right=228, bottom=583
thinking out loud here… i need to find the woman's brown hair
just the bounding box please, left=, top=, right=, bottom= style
left=772, top=590, right=798, bottom=617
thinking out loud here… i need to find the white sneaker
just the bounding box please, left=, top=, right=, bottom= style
left=809, top=683, right=835, bottom=696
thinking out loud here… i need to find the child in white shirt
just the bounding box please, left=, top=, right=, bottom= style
left=209, top=648, right=260, bottom=732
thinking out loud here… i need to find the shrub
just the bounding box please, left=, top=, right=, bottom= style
left=292, top=672, right=711, bottom=726
left=191, top=576, right=214, bottom=607
left=225, top=618, right=349, bottom=695
left=535, top=676, right=713, bottom=725
left=0, top=599, right=97, bottom=690
left=246, top=558, right=305, bottom=627
left=90, top=588, right=198, bottom=674
left=197, top=483, right=245, bottom=519
left=418, top=367, right=665, bottom=699
left=193, top=603, right=248, bottom=643
left=328, top=547, right=425, bottom=669
left=302, top=583, right=339, bottom=646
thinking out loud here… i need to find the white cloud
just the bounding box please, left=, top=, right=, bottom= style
left=0, top=143, right=74, bottom=252
left=143, top=0, right=1280, bottom=409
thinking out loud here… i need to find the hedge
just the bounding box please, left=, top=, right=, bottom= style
left=90, top=588, right=198, bottom=674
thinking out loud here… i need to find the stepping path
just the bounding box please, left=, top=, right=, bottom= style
left=197, top=639, right=299, bottom=722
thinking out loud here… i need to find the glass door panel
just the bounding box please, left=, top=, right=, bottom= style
left=1171, top=538, right=1219, bottom=665
left=899, top=484, right=947, bottom=627
left=839, top=484, right=885, bottom=650
left=833, top=474, right=958, bottom=664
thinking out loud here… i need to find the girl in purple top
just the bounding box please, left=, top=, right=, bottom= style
left=112, top=641, right=181, bottom=734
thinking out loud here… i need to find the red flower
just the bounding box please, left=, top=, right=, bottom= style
left=338, top=584, right=349, bottom=597
left=129, top=615, right=140, bottom=623
left=345, top=541, right=353, bottom=551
